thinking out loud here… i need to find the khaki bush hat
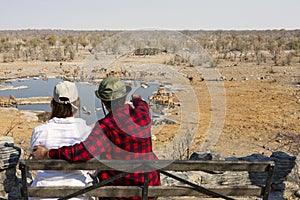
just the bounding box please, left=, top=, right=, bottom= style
left=53, top=81, right=78, bottom=106
left=95, top=77, right=131, bottom=101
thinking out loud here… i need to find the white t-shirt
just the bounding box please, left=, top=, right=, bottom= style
left=30, top=117, right=93, bottom=200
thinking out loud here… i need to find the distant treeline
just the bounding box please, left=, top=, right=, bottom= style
left=0, top=29, right=299, bottom=66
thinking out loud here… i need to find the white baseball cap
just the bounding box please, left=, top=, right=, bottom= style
left=53, top=81, right=78, bottom=108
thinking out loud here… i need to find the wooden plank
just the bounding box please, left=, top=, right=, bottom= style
left=27, top=186, right=262, bottom=198
left=263, top=162, right=275, bottom=200
left=19, top=163, right=29, bottom=200
left=162, top=161, right=273, bottom=172
left=20, top=160, right=274, bottom=172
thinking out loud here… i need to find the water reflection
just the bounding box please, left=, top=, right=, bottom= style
left=0, top=78, right=162, bottom=125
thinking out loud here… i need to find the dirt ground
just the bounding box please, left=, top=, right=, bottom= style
left=0, top=57, right=299, bottom=159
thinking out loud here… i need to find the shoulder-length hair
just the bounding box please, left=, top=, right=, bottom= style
left=50, top=98, right=80, bottom=119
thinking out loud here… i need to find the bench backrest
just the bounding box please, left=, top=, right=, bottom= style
left=19, top=159, right=275, bottom=200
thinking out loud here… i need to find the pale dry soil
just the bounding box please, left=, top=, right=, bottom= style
left=0, top=58, right=299, bottom=160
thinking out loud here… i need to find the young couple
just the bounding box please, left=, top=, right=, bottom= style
left=30, top=77, right=160, bottom=200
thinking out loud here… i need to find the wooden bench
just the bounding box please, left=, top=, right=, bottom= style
left=19, top=159, right=275, bottom=200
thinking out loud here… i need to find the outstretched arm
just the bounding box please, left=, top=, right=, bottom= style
left=131, top=94, right=151, bottom=126
left=32, top=121, right=111, bottom=162
left=32, top=142, right=93, bottom=162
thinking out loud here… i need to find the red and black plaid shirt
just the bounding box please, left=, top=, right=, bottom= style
left=49, top=97, right=160, bottom=199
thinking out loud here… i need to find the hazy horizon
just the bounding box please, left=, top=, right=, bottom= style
left=1, top=28, right=299, bottom=31
left=1, top=0, right=299, bottom=31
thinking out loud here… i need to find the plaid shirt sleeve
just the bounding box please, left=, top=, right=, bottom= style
left=131, top=97, right=151, bottom=126
left=48, top=141, right=93, bottom=161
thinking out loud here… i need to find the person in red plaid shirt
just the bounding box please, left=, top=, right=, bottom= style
left=33, top=77, right=160, bottom=200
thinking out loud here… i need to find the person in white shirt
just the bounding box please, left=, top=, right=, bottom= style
left=30, top=81, right=93, bottom=200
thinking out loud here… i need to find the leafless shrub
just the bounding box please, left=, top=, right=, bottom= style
left=1, top=118, right=22, bottom=136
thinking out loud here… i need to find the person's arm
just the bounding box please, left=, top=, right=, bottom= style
left=49, top=142, right=93, bottom=161
left=131, top=94, right=151, bottom=125
left=30, top=127, right=43, bottom=153
left=33, top=121, right=111, bottom=161
left=32, top=142, right=93, bottom=162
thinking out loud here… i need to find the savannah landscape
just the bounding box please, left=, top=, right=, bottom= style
left=0, top=29, right=299, bottom=198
